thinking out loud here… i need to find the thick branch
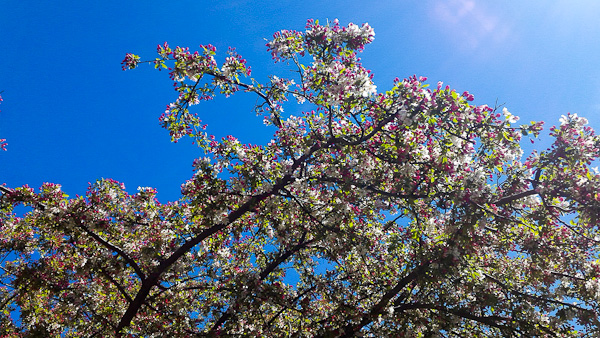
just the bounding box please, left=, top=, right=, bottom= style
left=493, top=189, right=538, bottom=206
left=208, top=233, right=315, bottom=333
left=0, top=185, right=12, bottom=195
left=0, top=185, right=47, bottom=210
left=317, top=261, right=430, bottom=338
left=484, top=273, right=591, bottom=312
left=115, top=168, right=304, bottom=333
left=395, top=303, right=511, bottom=331
left=74, top=219, right=146, bottom=281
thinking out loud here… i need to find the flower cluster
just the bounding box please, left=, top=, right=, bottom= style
left=304, top=19, right=375, bottom=54
left=303, top=59, right=376, bottom=106
left=121, top=53, right=140, bottom=70
left=266, top=29, right=305, bottom=62
left=559, top=112, right=588, bottom=127
left=267, top=19, right=374, bottom=62
left=221, top=48, right=251, bottom=78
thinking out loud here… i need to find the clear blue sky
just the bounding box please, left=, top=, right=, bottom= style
left=1, top=0, right=599, bottom=201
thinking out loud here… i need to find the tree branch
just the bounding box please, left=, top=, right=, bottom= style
left=317, top=261, right=430, bottom=338
left=73, top=219, right=146, bottom=281
left=493, top=189, right=538, bottom=206
left=115, top=172, right=299, bottom=334
left=208, top=232, right=316, bottom=333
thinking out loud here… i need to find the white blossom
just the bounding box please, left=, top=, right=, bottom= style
left=502, top=107, right=519, bottom=123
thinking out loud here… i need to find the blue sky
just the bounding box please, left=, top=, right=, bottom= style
left=1, top=0, right=599, bottom=201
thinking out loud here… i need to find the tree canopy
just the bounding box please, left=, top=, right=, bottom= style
left=1, top=19, right=600, bottom=337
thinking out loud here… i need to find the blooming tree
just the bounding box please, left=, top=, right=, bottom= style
left=1, top=19, right=600, bottom=337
